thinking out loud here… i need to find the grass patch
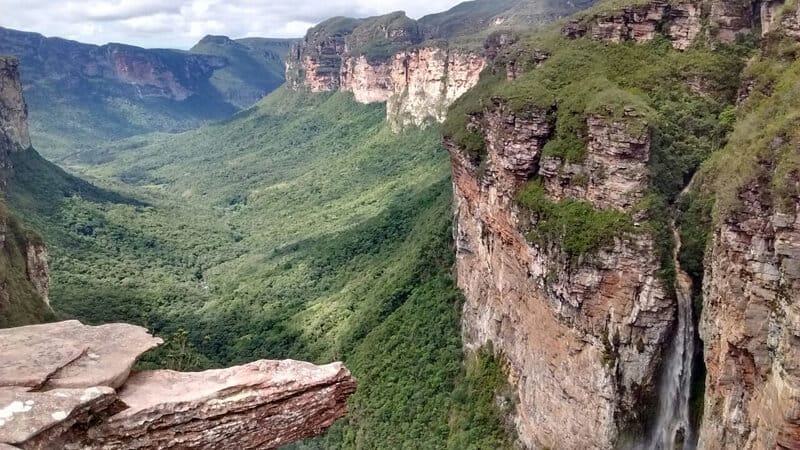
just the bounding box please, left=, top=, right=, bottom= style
left=517, top=181, right=634, bottom=257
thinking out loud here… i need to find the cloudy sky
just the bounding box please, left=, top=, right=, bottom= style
left=0, top=0, right=466, bottom=49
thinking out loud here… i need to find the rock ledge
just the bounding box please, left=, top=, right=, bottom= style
left=0, top=321, right=356, bottom=449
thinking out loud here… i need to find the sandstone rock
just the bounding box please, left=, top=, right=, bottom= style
left=23, top=244, right=48, bottom=306
left=562, top=1, right=701, bottom=49
left=447, top=101, right=673, bottom=449
left=386, top=47, right=485, bottom=131
left=0, top=320, right=162, bottom=389
left=709, top=0, right=757, bottom=43
left=285, top=16, right=485, bottom=130
left=0, top=57, right=30, bottom=152
left=698, top=182, right=800, bottom=449
left=0, top=386, right=117, bottom=448
left=87, top=360, right=356, bottom=449
left=0, top=321, right=356, bottom=449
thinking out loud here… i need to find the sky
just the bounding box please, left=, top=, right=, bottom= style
left=0, top=0, right=466, bottom=49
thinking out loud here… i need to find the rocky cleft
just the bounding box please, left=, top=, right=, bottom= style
left=447, top=101, right=674, bottom=449
left=0, top=321, right=356, bottom=449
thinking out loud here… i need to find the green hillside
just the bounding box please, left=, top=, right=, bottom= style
left=9, top=89, right=514, bottom=448
left=0, top=27, right=292, bottom=160
left=190, top=36, right=294, bottom=108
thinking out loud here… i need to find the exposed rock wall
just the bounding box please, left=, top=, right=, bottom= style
left=0, top=57, right=30, bottom=153
left=0, top=56, right=51, bottom=327
left=0, top=321, right=357, bottom=449
left=698, top=182, right=800, bottom=449
left=286, top=14, right=486, bottom=130
left=562, top=1, right=702, bottom=49
left=447, top=102, right=674, bottom=449
left=288, top=43, right=485, bottom=130
left=23, top=243, right=48, bottom=306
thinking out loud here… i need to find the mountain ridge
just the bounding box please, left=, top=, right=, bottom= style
left=0, top=26, right=294, bottom=158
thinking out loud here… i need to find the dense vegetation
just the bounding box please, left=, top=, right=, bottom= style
left=0, top=199, right=54, bottom=328
left=10, top=90, right=512, bottom=448
left=517, top=180, right=634, bottom=256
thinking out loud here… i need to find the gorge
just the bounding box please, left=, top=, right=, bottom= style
left=1, top=0, right=800, bottom=448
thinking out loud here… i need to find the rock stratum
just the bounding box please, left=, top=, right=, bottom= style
left=0, top=320, right=356, bottom=449
left=447, top=100, right=672, bottom=449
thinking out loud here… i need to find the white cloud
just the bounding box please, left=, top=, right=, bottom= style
left=0, top=0, right=465, bottom=49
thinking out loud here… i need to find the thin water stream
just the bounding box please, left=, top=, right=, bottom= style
left=646, top=221, right=696, bottom=450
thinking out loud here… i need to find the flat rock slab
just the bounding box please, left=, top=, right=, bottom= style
left=0, top=320, right=162, bottom=389
left=0, top=386, right=115, bottom=445
left=89, top=360, right=357, bottom=449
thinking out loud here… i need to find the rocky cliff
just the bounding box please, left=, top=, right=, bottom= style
left=286, top=13, right=485, bottom=130
left=694, top=3, right=800, bottom=446
left=439, top=0, right=793, bottom=447
left=0, top=320, right=356, bottom=449
left=698, top=181, right=800, bottom=449
left=286, top=3, right=598, bottom=131
left=446, top=100, right=673, bottom=449
left=0, top=56, right=51, bottom=327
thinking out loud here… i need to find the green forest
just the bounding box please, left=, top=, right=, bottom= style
left=8, top=90, right=514, bottom=448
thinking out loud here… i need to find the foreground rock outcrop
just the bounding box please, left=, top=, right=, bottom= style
left=0, top=321, right=356, bottom=449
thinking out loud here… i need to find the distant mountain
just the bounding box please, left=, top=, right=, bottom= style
left=0, top=27, right=294, bottom=158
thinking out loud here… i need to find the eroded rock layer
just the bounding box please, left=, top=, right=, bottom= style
left=698, top=183, right=800, bottom=449
left=447, top=102, right=673, bottom=449
left=0, top=321, right=356, bottom=449
left=285, top=13, right=485, bottom=130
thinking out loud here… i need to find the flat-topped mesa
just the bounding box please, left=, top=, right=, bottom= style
left=286, top=12, right=486, bottom=130
left=0, top=321, right=357, bottom=449
left=446, top=100, right=673, bottom=449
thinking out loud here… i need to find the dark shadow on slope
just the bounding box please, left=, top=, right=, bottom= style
left=7, top=148, right=146, bottom=217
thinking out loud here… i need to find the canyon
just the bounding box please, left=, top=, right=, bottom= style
left=2, top=0, right=800, bottom=448
left=0, top=55, right=356, bottom=449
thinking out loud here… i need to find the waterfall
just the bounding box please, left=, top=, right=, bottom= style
left=646, top=224, right=697, bottom=450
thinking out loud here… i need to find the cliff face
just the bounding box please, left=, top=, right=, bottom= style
left=0, top=320, right=356, bottom=449
left=562, top=0, right=703, bottom=49
left=286, top=13, right=485, bottom=130
left=691, top=2, right=800, bottom=447
left=0, top=57, right=30, bottom=153
left=0, top=56, right=50, bottom=327
left=447, top=102, right=673, bottom=449
left=698, top=183, right=800, bottom=449
left=440, top=0, right=796, bottom=447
